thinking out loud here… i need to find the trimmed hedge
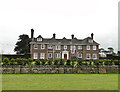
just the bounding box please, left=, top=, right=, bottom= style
left=1, top=57, right=120, bottom=66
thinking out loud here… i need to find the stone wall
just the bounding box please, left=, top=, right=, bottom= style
left=2, top=65, right=118, bottom=74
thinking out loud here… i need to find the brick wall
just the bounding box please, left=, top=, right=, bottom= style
left=31, top=44, right=99, bottom=59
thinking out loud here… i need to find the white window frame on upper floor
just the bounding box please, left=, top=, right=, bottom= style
left=34, top=44, right=38, bottom=49
left=48, top=45, right=53, bottom=49
left=56, top=45, right=61, bottom=50
left=78, top=45, right=82, bottom=50
left=86, top=45, right=90, bottom=50
left=64, top=45, right=67, bottom=49
left=93, top=46, right=96, bottom=50
left=41, top=44, right=45, bottom=49
left=70, top=46, right=76, bottom=54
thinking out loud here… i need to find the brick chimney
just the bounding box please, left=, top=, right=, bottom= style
left=91, top=33, right=94, bottom=39
left=71, top=34, right=74, bottom=39
left=31, top=29, right=34, bottom=39
left=53, top=33, right=56, bottom=38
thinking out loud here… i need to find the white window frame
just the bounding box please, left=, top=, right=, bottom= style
left=56, top=45, right=61, bottom=50
left=48, top=53, right=52, bottom=58
left=37, top=38, right=42, bottom=41
left=78, top=53, right=82, bottom=58
left=93, top=54, right=97, bottom=59
left=33, top=53, right=38, bottom=59
left=71, top=46, right=76, bottom=54
left=86, top=53, right=91, bottom=59
left=40, top=53, right=45, bottom=59
left=34, top=44, right=38, bottom=49
left=93, top=46, right=96, bottom=50
left=78, top=45, right=82, bottom=50
left=56, top=53, right=61, bottom=58
left=41, top=44, right=45, bottom=49
left=86, top=45, right=90, bottom=50
left=48, top=45, right=52, bottom=49
left=64, top=45, right=67, bottom=49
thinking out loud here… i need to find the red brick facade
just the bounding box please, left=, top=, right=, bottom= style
left=30, top=29, right=99, bottom=60
left=30, top=44, right=99, bottom=60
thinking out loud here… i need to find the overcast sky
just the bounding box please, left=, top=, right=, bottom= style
left=0, top=0, right=119, bottom=54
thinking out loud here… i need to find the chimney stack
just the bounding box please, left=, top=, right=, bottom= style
left=91, top=33, right=94, bottom=39
left=31, top=29, right=34, bottom=39
left=71, top=34, right=74, bottom=39
left=53, top=33, right=56, bottom=38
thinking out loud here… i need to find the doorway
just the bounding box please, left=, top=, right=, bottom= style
left=64, top=54, right=67, bottom=61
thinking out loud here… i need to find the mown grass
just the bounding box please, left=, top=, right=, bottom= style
left=2, top=74, right=118, bottom=90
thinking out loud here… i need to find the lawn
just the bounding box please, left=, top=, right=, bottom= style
left=2, top=74, right=118, bottom=90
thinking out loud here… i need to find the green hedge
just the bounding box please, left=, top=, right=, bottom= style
left=1, top=57, right=120, bottom=66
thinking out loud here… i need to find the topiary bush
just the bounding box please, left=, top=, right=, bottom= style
left=10, top=58, right=17, bottom=65
left=3, top=57, right=10, bottom=65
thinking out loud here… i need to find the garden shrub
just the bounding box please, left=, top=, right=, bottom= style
left=3, top=57, right=10, bottom=65
left=59, top=59, right=64, bottom=65
left=16, top=58, right=25, bottom=65
left=44, top=61, right=49, bottom=65
left=28, top=58, right=34, bottom=65
left=10, top=58, right=16, bottom=65
left=66, top=59, right=71, bottom=65
left=40, top=59, right=47, bottom=65
left=31, top=61, right=36, bottom=65
left=47, top=59, right=52, bottom=65
left=64, top=61, right=67, bottom=65
left=113, top=60, right=119, bottom=65
left=54, top=59, right=61, bottom=65
left=51, top=61, right=55, bottom=65
left=71, top=56, right=77, bottom=62
left=35, top=59, right=41, bottom=65
left=74, top=61, right=79, bottom=67
left=2, top=57, right=120, bottom=66
left=77, top=59, right=84, bottom=65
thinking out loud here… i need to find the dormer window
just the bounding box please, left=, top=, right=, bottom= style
left=89, top=39, right=93, bottom=43
left=37, top=38, right=42, bottom=41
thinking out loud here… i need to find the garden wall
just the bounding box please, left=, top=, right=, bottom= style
left=1, top=65, right=119, bottom=74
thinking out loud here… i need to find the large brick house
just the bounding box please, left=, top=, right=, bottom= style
left=30, top=29, right=99, bottom=60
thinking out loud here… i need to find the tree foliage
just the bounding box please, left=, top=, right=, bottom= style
left=14, top=34, right=30, bottom=54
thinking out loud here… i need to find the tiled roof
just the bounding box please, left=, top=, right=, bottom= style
left=31, top=36, right=99, bottom=45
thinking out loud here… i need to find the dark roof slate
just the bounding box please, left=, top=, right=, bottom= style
left=31, top=36, right=99, bottom=45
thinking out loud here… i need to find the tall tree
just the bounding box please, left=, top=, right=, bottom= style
left=14, top=34, right=30, bottom=54
left=108, top=47, right=115, bottom=55
left=99, top=48, right=104, bottom=53
left=117, top=51, right=120, bottom=56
